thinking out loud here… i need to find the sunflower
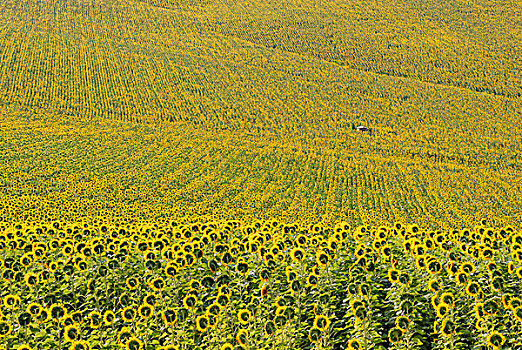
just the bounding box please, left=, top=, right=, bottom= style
left=149, top=277, right=165, bottom=292
left=217, top=293, right=230, bottom=308
left=50, top=304, right=67, bottom=321
left=461, top=262, right=475, bottom=274
left=48, top=261, right=59, bottom=273
left=161, top=308, right=177, bottom=326
left=220, top=344, right=233, bottom=350
left=395, top=315, right=410, bottom=332
left=354, top=306, right=367, bottom=321
left=27, top=302, right=42, bottom=317
left=465, top=281, right=481, bottom=297
left=75, top=259, right=88, bottom=272
left=183, top=294, right=198, bottom=310
left=164, top=262, right=178, bottom=278
left=414, top=255, right=426, bottom=269
left=436, top=304, right=449, bottom=319
left=388, top=268, right=400, bottom=283
left=196, top=315, right=209, bottom=332
left=237, top=309, right=251, bottom=325
left=316, top=251, right=329, bottom=267
left=206, top=303, right=221, bottom=316
left=440, top=318, right=455, bottom=337
left=475, top=318, right=486, bottom=331
left=126, top=277, right=140, bottom=290
left=4, top=294, right=21, bottom=309
left=290, top=248, right=305, bottom=262
left=427, top=259, right=442, bottom=274
left=126, top=336, right=143, bottom=350
left=236, top=329, right=248, bottom=346
left=474, top=303, right=486, bottom=319
left=88, top=311, right=102, bottom=329
left=24, top=272, right=39, bottom=288
left=17, top=345, right=32, bottom=350
left=481, top=248, right=494, bottom=260
left=103, top=310, right=116, bottom=325
left=428, top=280, right=440, bottom=293
left=236, top=260, right=249, bottom=275
left=138, top=304, right=154, bottom=319
left=487, top=331, right=505, bottom=350
left=144, top=293, right=157, bottom=306
left=388, top=327, right=403, bottom=344
left=440, top=292, right=455, bottom=308
left=509, top=297, right=522, bottom=310
left=121, top=306, right=137, bottom=323
left=0, top=321, right=12, bottom=338
left=118, top=327, right=133, bottom=345
left=306, top=273, right=319, bottom=287
left=314, top=315, right=330, bottom=331
left=71, top=311, right=82, bottom=324
left=264, top=320, right=276, bottom=336
left=455, top=272, right=468, bottom=285
left=348, top=339, right=362, bottom=350
left=36, top=308, right=51, bottom=323
left=308, top=327, right=321, bottom=343
left=64, top=324, right=80, bottom=342
left=398, top=271, right=410, bottom=286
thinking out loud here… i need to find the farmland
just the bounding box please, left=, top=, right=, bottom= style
left=0, top=0, right=521, bottom=349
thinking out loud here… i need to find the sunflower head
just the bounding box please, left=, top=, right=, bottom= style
left=465, top=281, right=481, bottom=297
left=290, top=247, right=305, bottom=262
left=149, top=277, right=165, bottom=292
left=27, top=302, right=42, bottom=317
left=440, top=318, right=456, bottom=337
left=395, top=315, right=410, bottom=332
left=487, top=331, right=505, bottom=350
left=441, top=292, right=455, bottom=308
left=388, top=327, right=403, bottom=344
left=70, top=341, right=92, bottom=350
left=88, top=311, right=102, bottom=329
left=314, top=315, right=330, bottom=331
left=236, top=329, right=248, bottom=346
left=220, top=343, right=234, bottom=350
left=121, top=306, right=137, bottom=323
left=161, top=308, right=177, bottom=326
left=237, top=309, right=251, bottom=325
left=0, top=321, right=12, bottom=338
left=183, top=294, right=198, bottom=310
left=126, top=277, right=140, bottom=290
left=126, top=336, right=143, bottom=350
left=138, top=304, right=154, bottom=319
left=196, top=315, right=209, bottom=332
left=428, top=280, right=440, bottom=293
left=348, top=339, right=362, bottom=350
left=436, top=304, right=449, bottom=319
left=388, top=268, right=400, bottom=283
left=64, top=324, right=80, bottom=342
left=306, top=327, right=321, bottom=343
left=50, top=303, right=66, bottom=321
left=103, top=310, right=116, bottom=325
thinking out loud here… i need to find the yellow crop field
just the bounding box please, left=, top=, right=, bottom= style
left=0, top=0, right=521, bottom=349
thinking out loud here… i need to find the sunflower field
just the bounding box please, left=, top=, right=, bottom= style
left=1, top=218, right=522, bottom=350
left=1, top=0, right=522, bottom=349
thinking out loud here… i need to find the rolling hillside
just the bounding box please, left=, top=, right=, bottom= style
left=0, top=0, right=521, bottom=227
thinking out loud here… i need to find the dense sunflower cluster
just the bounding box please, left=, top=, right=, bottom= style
left=0, top=219, right=520, bottom=350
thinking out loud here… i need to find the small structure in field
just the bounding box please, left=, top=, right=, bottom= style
left=351, top=124, right=373, bottom=135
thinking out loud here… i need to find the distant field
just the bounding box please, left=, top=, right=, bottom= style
left=0, top=0, right=521, bottom=226
left=0, top=0, right=521, bottom=349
